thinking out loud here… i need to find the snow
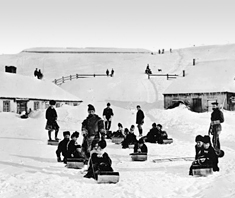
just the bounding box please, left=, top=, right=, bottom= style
left=1, top=44, right=235, bottom=197
left=0, top=72, right=81, bottom=102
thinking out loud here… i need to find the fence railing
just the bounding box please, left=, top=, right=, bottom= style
left=53, top=73, right=108, bottom=85
left=147, top=73, right=179, bottom=80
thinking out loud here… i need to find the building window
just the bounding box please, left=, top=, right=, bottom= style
left=3, top=101, right=10, bottom=112
left=34, top=101, right=40, bottom=110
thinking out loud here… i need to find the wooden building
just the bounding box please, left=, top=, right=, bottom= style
left=0, top=72, right=82, bottom=114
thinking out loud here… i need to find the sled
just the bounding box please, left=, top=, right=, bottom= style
left=153, top=157, right=194, bottom=163
left=66, top=158, right=84, bottom=169
left=111, top=137, right=124, bottom=144
left=162, top=138, right=173, bottom=144
left=130, top=153, right=147, bottom=161
left=128, top=144, right=135, bottom=149
left=47, top=140, right=59, bottom=146
left=97, top=171, right=120, bottom=184
left=192, top=166, right=213, bottom=177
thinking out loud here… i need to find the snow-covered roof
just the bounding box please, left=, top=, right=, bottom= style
left=164, top=60, right=235, bottom=94
left=0, top=72, right=82, bottom=102
left=22, top=47, right=151, bottom=53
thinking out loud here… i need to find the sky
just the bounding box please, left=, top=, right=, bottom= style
left=0, top=0, right=235, bottom=54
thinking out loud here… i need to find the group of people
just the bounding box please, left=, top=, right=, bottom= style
left=106, top=69, right=114, bottom=77
left=34, top=68, right=43, bottom=79
left=144, top=123, right=168, bottom=144
left=189, top=101, right=225, bottom=174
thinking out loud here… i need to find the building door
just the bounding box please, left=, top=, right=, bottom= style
left=17, top=101, right=28, bottom=114
left=192, top=98, right=202, bottom=112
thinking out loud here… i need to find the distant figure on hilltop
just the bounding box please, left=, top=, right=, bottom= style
left=170, top=48, right=172, bottom=53
left=110, top=68, right=114, bottom=77
left=34, top=68, right=38, bottom=77
left=162, top=49, right=164, bottom=54
left=37, top=69, right=43, bottom=79
left=106, top=69, right=109, bottom=76
left=103, top=102, right=114, bottom=132
left=158, top=49, right=161, bottom=54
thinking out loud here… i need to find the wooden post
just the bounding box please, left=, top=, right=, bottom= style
left=193, top=59, right=196, bottom=66
left=183, top=70, right=185, bottom=77
left=62, top=77, right=64, bottom=83
left=76, top=74, right=78, bottom=79
left=54, top=79, right=57, bottom=84
left=148, top=74, right=150, bottom=79
left=70, top=75, right=72, bottom=80
left=167, top=74, right=169, bottom=80
left=94, top=74, right=96, bottom=77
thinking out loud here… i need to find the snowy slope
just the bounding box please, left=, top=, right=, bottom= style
left=1, top=45, right=235, bottom=198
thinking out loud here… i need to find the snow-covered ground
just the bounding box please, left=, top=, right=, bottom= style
left=1, top=45, right=235, bottom=198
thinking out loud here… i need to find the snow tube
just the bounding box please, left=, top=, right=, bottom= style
left=162, top=138, right=173, bottom=144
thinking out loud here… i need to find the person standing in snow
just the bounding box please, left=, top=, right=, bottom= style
left=208, top=102, right=224, bottom=152
left=34, top=68, right=38, bottom=77
left=81, top=104, right=105, bottom=163
left=103, top=102, right=114, bottom=132
left=136, top=105, right=145, bottom=137
left=110, top=68, right=114, bottom=77
left=45, top=100, right=60, bottom=141
left=106, top=69, right=109, bottom=76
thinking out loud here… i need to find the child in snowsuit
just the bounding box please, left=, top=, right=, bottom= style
left=112, top=123, right=125, bottom=138
left=66, top=131, right=85, bottom=161
left=134, top=138, right=148, bottom=154
left=45, top=100, right=60, bottom=141
left=122, top=125, right=137, bottom=148
left=84, top=140, right=113, bottom=180
left=56, top=131, right=70, bottom=163
left=157, top=124, right=168, bottom=144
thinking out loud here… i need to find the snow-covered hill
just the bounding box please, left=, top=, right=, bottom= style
left=1, top=44, right=235, bottom=198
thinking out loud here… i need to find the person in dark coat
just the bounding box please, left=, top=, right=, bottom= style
left=145, top=123, right=161, bottom=143
left=103, top=102, right=114, bottom=131
left=157, top=124, right=168, bottom=144
left=189, top=135, right=219, bottom=175
left=209, top=102, right=224, bottom=151
left=136, top=105, right=145, bottom=137
left=67, top=131, right=85, bottom=160
left=110, top=68, right=114, bottom=77
left=189, top=135, right=204, bottom=175
left=84, top=140, right=113, bottom=179
left=134, top=138, right=148, bottom=153
left=45, top=100, right=60, bottom=141
left=81, top=104, right=105, bottom=163
left=122, top=125, right=137, bottom=148
left=37, top=69, right=43, bottom=79
left=112, top=123, right=124, bottom=138
left=106, top=69, right=109, bottom=76
left=56, top=131, right=70, bottom=163
left=34, top=68, right=38, bottom=77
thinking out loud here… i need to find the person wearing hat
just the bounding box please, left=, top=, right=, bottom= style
left=122, top=125, right=137, bottom=149
left=145, top=123, right=161, bottom=143
left=45, top=100, right=60, bottom=141
left=56, top=131, right=70, bottom=163
left=81, top=104, right=105, bottom=163
left=209, top=101, right=224, bottom=151
left=157, top=124, right=168, bottom=144
left=102, top=102, right=114, bottom=132
left=134, top=138, right=148, bottom=154
left=112, top=123, right=125, bottom=138
left=136, top=105, right=145, bottom=137
left=67, top=131, right=84, bottom=160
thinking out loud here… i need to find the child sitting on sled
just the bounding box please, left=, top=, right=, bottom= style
left=112, top=123, right=125, bottom=138
left=122, top=125, right=137, bottom=148
left=134, top=138, right=148, bottom=154
left=56, top=131, right=70, bottom=163
left=84, top=140, right=113, bottom=179
left=189, top=135, right=219, bottom=175
left=66, top=131, right=85, bottom=161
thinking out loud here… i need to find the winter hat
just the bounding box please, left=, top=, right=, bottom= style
left=195, top=135, right=203, bottom=142
left=118, top=123, right=123, bottom=128
left=63, top=131, right=70, bottom=136
left=138, top=138, right=144, bottom=144
left=152, top=123, right=157, bottom=127
left=202, top=135, right=211, bottom=144
left=98, top=139, right=107, bottom=149
left=211, top=101, right=218, bottom=105
left=107, top=102, right=111, bottom=106
left=88, top=104, right=95, bottom=111
left=157, top=124, right=162, bottom=129
left=71, top=131, right=79, bottom=138
left=49, top=100, right=56, bottom=105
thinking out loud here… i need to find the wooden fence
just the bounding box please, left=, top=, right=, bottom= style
left=53, top=73, right=108, bottom=85
left=147, top=73, right=179, bottom=80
